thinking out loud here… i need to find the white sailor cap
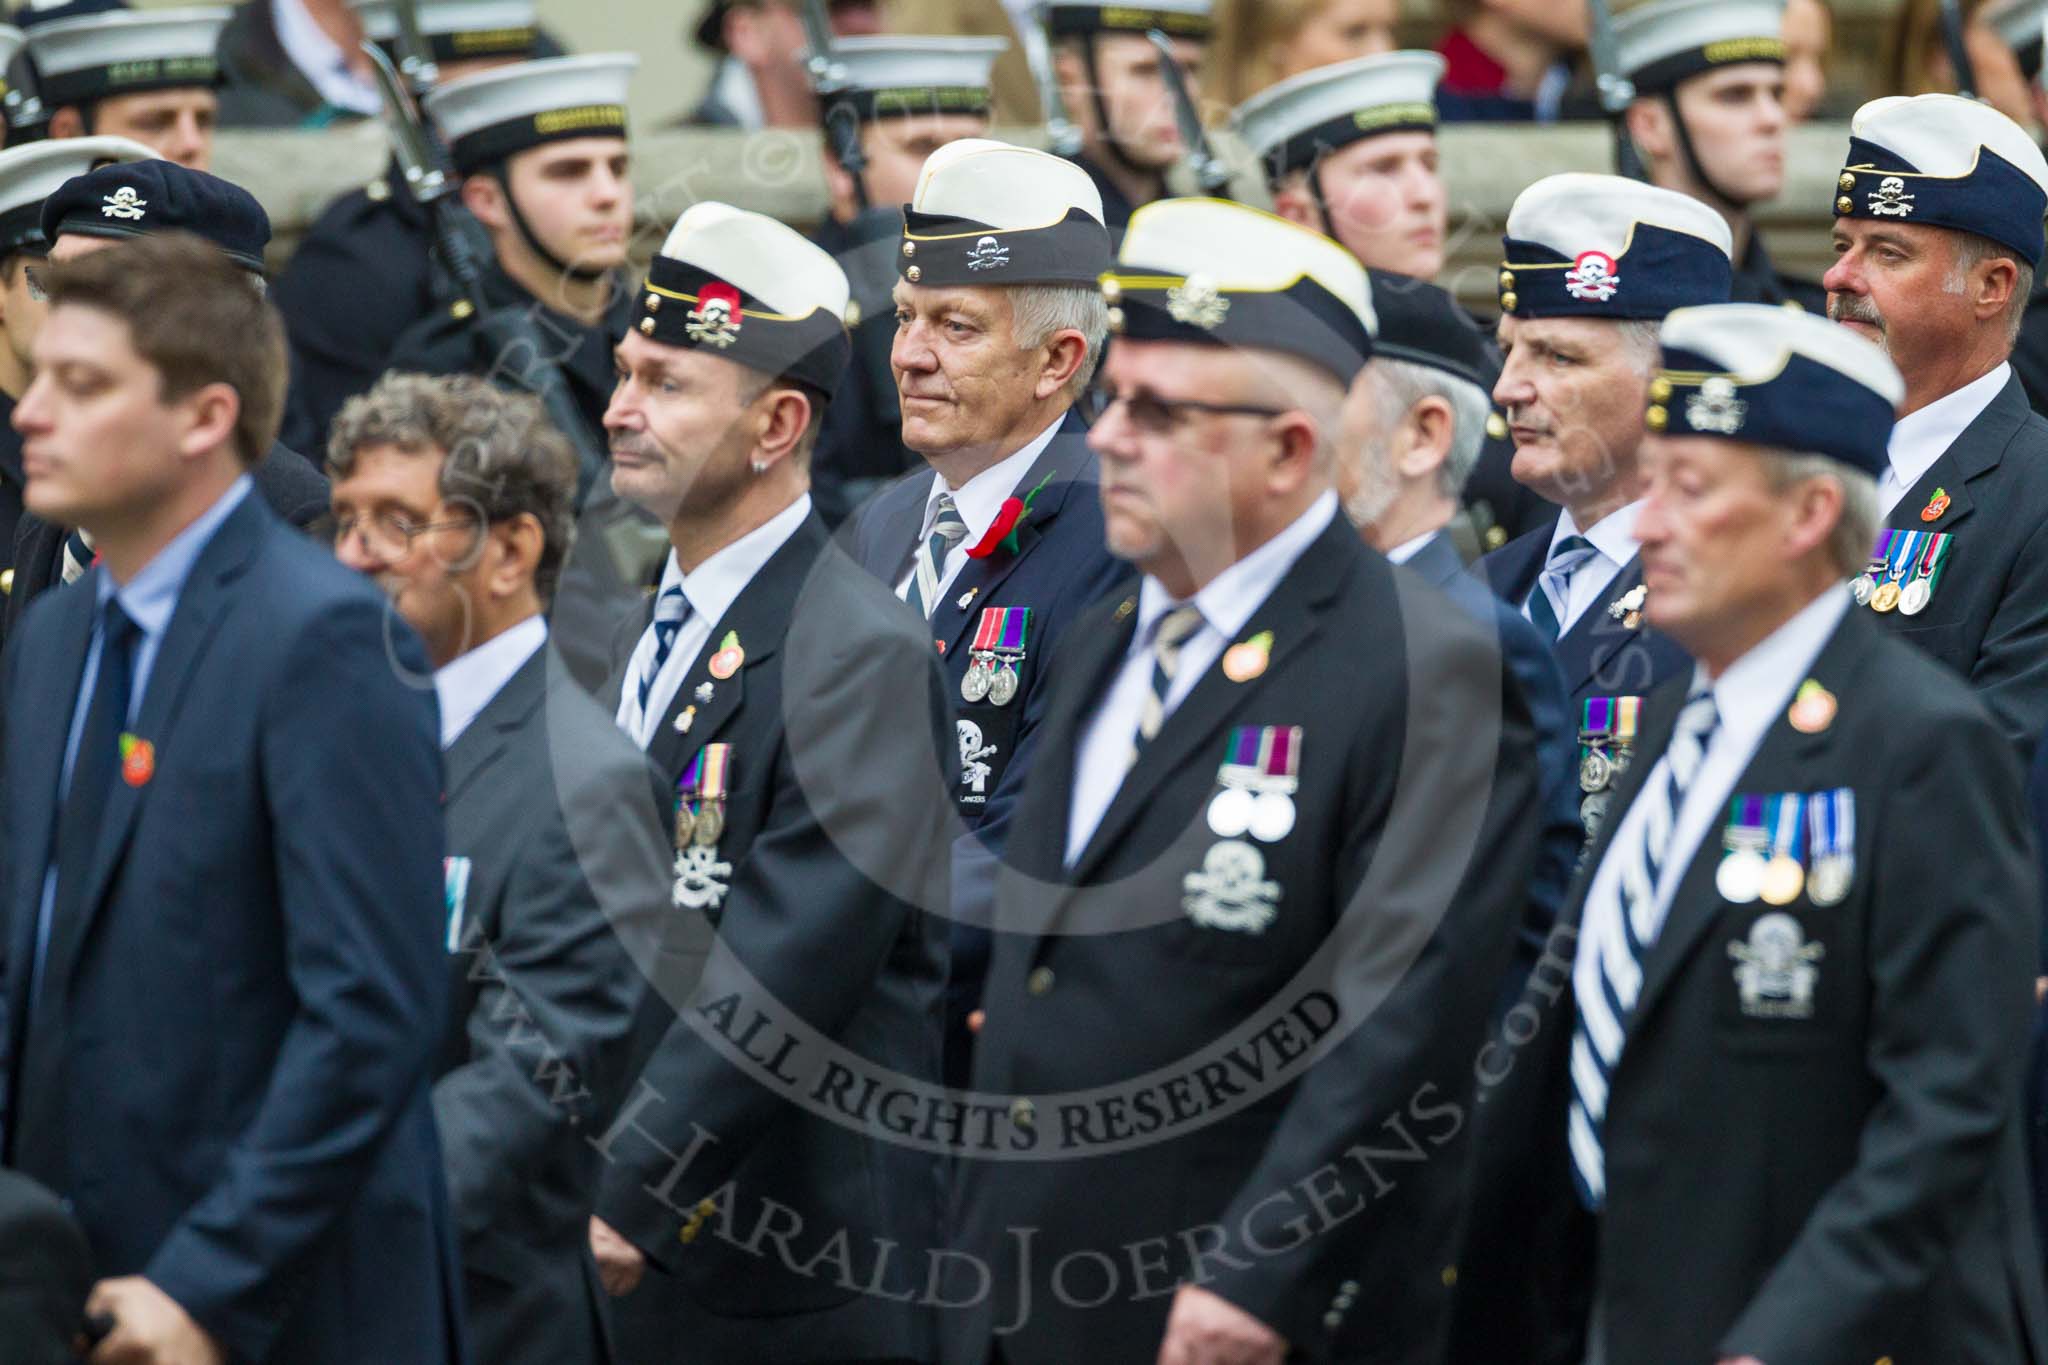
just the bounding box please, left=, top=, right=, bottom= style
left=634, top=201, right=853, bottom=398
left=1613, top=0, right=1786, bottom=93
left=1651, top=303, right=1903, bottom=475
left=1500, top=173, right=1733, bottom=320
left=1234, top=51, right=1445, bottom=183
left=0, top=132, right=149, bottom=254
left=897, top=137, right=1110, bottom=288
left=814, top=35, right=1008, bottom=122
left=1045, top=0, right=1211, bottom=41
left=351, top=0, right=541, bottom=63
left=424, top=53, right=637, bottom=175
left=1103, top=197, right=1377, bottom=385
left=1834, top=93, right=2048, bottom=268
left=24, top=6, right=229, bottom=109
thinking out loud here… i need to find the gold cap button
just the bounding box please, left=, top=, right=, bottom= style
left=1100, top=277, right=1122, bottom=303
left=1108, top=306, right=1125, bottom=333
left=1649, top=376, right=1672, bottom=401
left=645, top=294, right=660, bottom=312
left=1836, top=195, right=1854, bottom=213
left=906, top=265, right=922, bottom=283
left=1839, top=172, right=1855, bottom=190
left=902, top=240, right=916, bottom=257
left=639, top=317, right=656, bottom=334
left=1646, top=404, right=1668, bottom=431
left=1498, top=270, right=1515, bottom=290
left=1500, top=291, right=1518, bottom=312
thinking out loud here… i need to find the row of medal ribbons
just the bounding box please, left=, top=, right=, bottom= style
left=1717, top=788, right=1855, bottom=909
left=1851, top=529, right=1952, bottom=616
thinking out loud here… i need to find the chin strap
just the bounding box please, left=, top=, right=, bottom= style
left=1664, top=90, right=1752, bottom=216
left=489, top=164, right=610, bottom=284
left=1080, top=37, right=1158, bottom=184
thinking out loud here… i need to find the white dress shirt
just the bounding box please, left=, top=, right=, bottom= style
left=1575, top=585, right=1849, bottom=985
left=894, top=417, right=1065, bottom=606
left=434, top=615, right=546, bottom=750
left=1065, top=493, right=1339, bottom=865
left=616, top=494, right=813, bottom=750
left=1384, top=529, right=1437, bottom=566
left=1880, top=361, right=2009, bottom=516
left=271, top=0, right=382, bottom=114
left=1522, top=501, right=1644, bottom=637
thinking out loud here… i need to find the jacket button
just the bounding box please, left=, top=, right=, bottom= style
left=1028, top=967, right=1055, bottom=996
left=1323, top=1310, right=1342, bottom=1330
left=1009, top=1097, right=1035, bottom=1129
left=1340, top=1280, right=1359, bottom=1295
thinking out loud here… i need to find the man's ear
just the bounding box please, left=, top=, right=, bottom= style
left=487, top=513, right=545, bottom=599
left=47, top=106, right=86, bottom=141
left=1624, top=97, right=1671, bottom=164
left=460, top=173, right=509, bottom=232
left=175, top=380, right=241, bottom=462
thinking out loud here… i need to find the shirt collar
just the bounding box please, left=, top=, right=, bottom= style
left=434, top=614, right=546, bottom=750
left=1385, top=529, right=1439, bottom=566
left=270, top=0, right=381, bottom=114
left=1549, top=499, right=1643, bottom=569
left=662, top=493, right=813, bottom=626
left=96, top=475, right=253, bottom=638
left=921, top=415, right=1065, bottom=547
left=1699, top=585, right=1850, bottom=745
left=711, top=56, right=766, bottom=130
left=1136, top=492, right=1339, bottom=646
left=1887, top=361, right=2010, bottom=491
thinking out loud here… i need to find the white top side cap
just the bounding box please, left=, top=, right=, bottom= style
left=1660, top=302, right=1905, bottom=405
left=1049, top=0, right=1210, bottom=16
left=424, top=53, right=640, bottom=141
left=1507, top=172, right=1734, bottom=259
left=911, top=137, right=1106, bottom=228
left=350, top=0, right=539, bottom=42
left=0, top=134, right=155, bottom=218
left=1848, top=92, right=2048, bottom=194
left=26, top=7, right=231, bottom=76
left=658, top=201, right=851, bottom=321
left=1232, top=50, right=1446, bottom=159
left=1613, top=0, right=1786, bottom=77
left=824, top=35, right=1009, bottom=92
left=1120, top=196, right=1377, bottom=337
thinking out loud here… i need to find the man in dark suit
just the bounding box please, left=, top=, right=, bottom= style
left=951, top=198, right=1538, bottom=1365
left=0, top=1168, right=94, bottom=1365
left=327, top=372, right=666, bottom=1365
left=1483, top=172, right=1733, bottom=838
left=586, top=201, right=955, bottom=1364
left=0, top=234, right=461, bottom=1363
left=1335, top=271, right=1579, bottom=987
left=846, top=137, right=1132, bottom=1089
left=1451, top=303, right=2048, bottom=1364
left=1822, top=93, right=2048, bottom=765
left=3, top=157, right=330, bottom=648
left=804, top=35, right=1002, bottom=525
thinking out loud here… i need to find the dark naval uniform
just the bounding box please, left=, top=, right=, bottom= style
left=273, top=165, right=436, bottom=454
left=809, top=208, right=918, bottom=528
left=0, top=394, right=22, bottom=581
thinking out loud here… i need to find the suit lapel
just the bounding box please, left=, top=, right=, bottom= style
left=1629, top=615, right=1868, bottom=1029
left=1402, top=531, right=1465, bottom=592
left=1070, top=521, right=1352, bottom=884
left=927, top=434, right=1096, bottom=658
left=70, top=496, right=267, bottom=975
left=1889, top=373, right=2028, bottom=536
left=443, top=646, right=548, bottom=805
left=870, top=472, right=931, bottom=589
left=1481, top=518, right=1554, bottom=606
left=644, top=515, right=826, bottom=779
left=1554, top=557, right=1647, bottom=697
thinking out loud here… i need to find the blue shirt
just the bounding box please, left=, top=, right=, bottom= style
left=31, top=476, right=254, bottom=1005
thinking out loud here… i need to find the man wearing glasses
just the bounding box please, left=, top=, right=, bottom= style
left=846, top=137, right=1132, bottom=1089
left=326, top=371, right=664, bottom=1365
left=949, top=197, right=1538, bottom=1365
left=2, top=157, right=328, bottom=646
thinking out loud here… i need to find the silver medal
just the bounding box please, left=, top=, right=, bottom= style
left=988, top=662, right=1020, bottom=707
left=1850, top=574, right=1875, bottom=607
left=1898, top=578, right=1931, bottom=616
left=1580, top=790, right=1610, bottom=836
left=960, top=657, right=992, bottom=704
left=1206, top=787, right=1255, bottom=839
left=1716, top=849, right=1767, bottom=904
left=1579, top=748, right=1613, bottom=794
left=1808, top=855, right=1852, bottom=907
left=1249, top=791, right=1296, bottom=843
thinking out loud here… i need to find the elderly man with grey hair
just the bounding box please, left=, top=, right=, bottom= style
left=847, top=137, right=1134, bottom=1089
left=1337, top=272, right=1580, bottom=995
left=328, top=372, right=667, bottom=1365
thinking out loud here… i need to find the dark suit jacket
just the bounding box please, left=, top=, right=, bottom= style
left=2, top=440, right=329, bottom=648
left=846, top=419, right=1135, bottom=1086
left=596, top=512, right=957, bottom=1363
left=0, top=492, right=463, bottom=1364
left=1448, top=607, right=2048, bottom=1365
left=1869, top=371, right=2048, bottom=765
left=949, top=514, right=1540, bottom=1365
left=1403, top=530, right=1580, bottom=977
left=0, top=1168, right=92, bottom=1365
left=0, top=395, right=21, bottom=580
left=439, top=640, right=668, bottom=1365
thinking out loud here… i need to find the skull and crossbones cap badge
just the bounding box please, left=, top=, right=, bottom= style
left=632, top=201, right=854, bottom=399
left=1832, top=94, right=2048, bottom=270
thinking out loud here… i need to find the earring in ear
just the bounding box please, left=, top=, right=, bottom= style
left=750, top=458, right=770, bottom=474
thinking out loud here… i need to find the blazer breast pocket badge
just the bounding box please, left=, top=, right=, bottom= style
left=443, top=855, right=472, bottom=952
left=1184, top=726, right=1301, bottom=934
left=1853, top=527, right=1952, bottom=616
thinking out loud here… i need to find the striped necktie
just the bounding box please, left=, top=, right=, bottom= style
left=907, top=493, right=968, bottom=619
left=60, top=528, right=94, bottom=586
left=1568, top=685, right=1720, bottom=1209
left=1528, top=534, right=1598, bottom=643
left=637, top=585, right=690, bottom=711
left=1131, top=604, right=1205, bottom=765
